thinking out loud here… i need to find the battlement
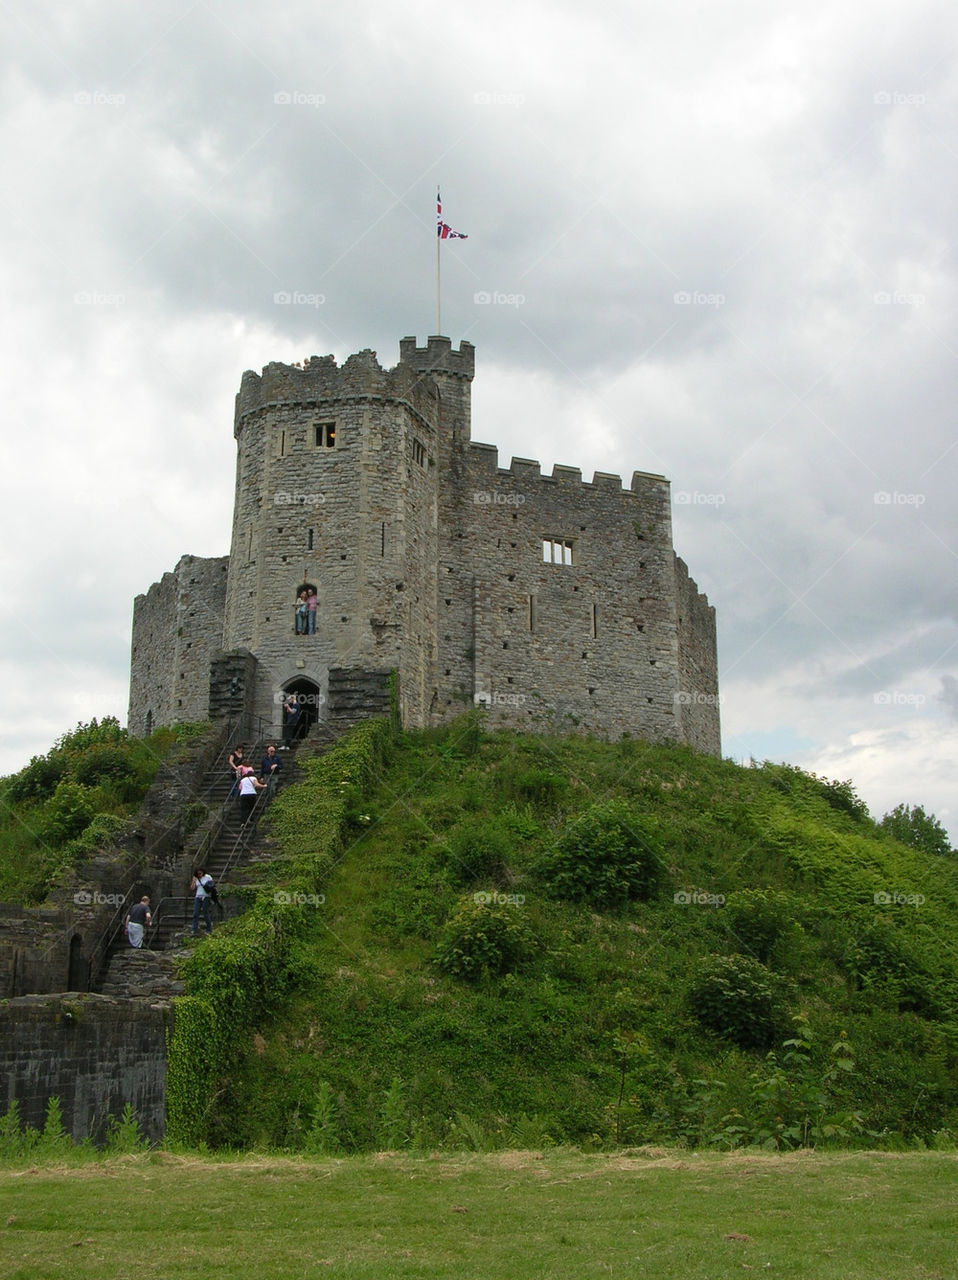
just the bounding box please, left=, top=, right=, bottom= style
left=398, top=335, right=476, bottom=380
left=466, top=444, right=667, bottom=495
left=234, top=346, right=439, bottom=428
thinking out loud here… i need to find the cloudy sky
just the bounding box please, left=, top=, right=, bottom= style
left=1, top=0, right=955, bottom=838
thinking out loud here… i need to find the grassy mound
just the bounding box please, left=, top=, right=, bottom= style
left=181, top=716, right=958, bottom=1152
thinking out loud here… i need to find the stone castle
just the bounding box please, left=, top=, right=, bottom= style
left=128, top=336, right=720, bottom=753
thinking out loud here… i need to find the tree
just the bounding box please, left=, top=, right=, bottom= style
left=879, top=803, right=953, bottom=857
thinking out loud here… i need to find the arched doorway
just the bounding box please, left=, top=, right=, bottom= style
left=282, top=677, right=323, bottom=743
left=67, top=934, right=88, bottom=992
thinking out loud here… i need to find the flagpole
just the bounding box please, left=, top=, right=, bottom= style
left=436, top=221, right=441, bottom=335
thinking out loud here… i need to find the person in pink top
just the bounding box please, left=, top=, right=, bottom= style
left=306, top=587, right=318, bottom=634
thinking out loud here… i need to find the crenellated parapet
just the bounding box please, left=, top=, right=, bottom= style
left=398, top=334, right=475, bottom=380
left=234, top=348, right=441, bottom=434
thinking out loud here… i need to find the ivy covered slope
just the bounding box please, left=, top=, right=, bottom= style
left=186, top=717, right=958, bottom=1152
left=0, top=717, right=206, bottom=904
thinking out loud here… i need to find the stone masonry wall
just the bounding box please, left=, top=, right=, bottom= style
left=446, top=447, right=694, bottom=742
left=674, top=556, right=721, bottom=755
left=129, top=554, right=228, bottom=733
left=0, top=994, right=169, bottom=1142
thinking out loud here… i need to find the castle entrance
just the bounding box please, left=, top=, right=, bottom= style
left=282, top=676, right=323, bottom=741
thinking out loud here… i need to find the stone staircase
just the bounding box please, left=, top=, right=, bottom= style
left=95, top=724, right=343, bottom=995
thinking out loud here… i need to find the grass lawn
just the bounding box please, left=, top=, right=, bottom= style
left=1, top=1148, right=956, bottom=1279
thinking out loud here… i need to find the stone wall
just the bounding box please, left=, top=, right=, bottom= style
left=674, top=555, right=721, bottom=755
left=0, top=994, right=169, bottom=1142
left=128, top=553, right=228, bottom=733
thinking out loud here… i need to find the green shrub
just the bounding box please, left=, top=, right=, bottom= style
left=39, top=780, right=94, bottom=847
left=72, top=747, right=135, bottom=787
left=539, top=799, right=664, bottom=909
left=6, top=754, right=67, bottom=803
left=689, top=954, right=790, bottom=1050
left=436, top=893, right=537, bottom=980
left=508, top=767, right=568, bottom=808
left=723, top=889, right=801, bottom=966
left=446, top=815, right=514, bottom=885
left=65, top=812, right=127, bottom=856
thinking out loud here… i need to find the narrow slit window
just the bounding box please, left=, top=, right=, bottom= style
left=315, top=422, right=336, bottom=448
left=542, top=537, right=575, bottom=566
left=381, top=522, right=386, bottom=557
left=529, top=594, right=537, bottom=632
left=307, top=527, right=314, bottom=551
left=592, top=603, right=598, bottom=638
left=246, top=526, right=253, bottom=561
left=279, top=429, right=286, bottom=457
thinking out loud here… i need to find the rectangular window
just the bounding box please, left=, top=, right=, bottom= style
left=412, top=438, right=426, bottom=467
left=543, top=538, right=575, bottom=566
left=529, top=594, right=537, bottom=632
left=307, top=528, right=314, bottom=551
left=278, top=429, right=286, bottom=458
left=314, top=422, right=336, bottom=448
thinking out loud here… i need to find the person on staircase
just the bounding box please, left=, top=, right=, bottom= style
left=227, top=743, right=245, bottom=799
left=191, top=868, right=214, bottom=936
left=125, top=896, right=152, bottom=948
left=237, top=766, right=267, bottom=823
left=260, top=743, right=282, bottom=795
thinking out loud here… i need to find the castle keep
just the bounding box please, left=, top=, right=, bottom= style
left=129, top=337, right=720, bottom=753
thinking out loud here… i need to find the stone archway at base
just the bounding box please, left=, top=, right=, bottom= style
left=282, top=677, right=323, bottom=743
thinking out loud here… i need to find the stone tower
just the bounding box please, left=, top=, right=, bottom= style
left=129, top=337, right=720, bottom=754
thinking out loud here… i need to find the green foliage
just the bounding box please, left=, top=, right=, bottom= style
left=723, top=888, right=802, bottom=966
left=38, top=1097, right=71, bottom=1155
left=170, top=726, right=958, bottom=1154
left=539, top=799, right=664, bottom=908
left=507, top=767, right=569, bottom=808
left=72, top=747, right=135, bottom=787
left=436, top=893, right=537, bottom=980
left=302, top=1082, right=341, bottom=1155
left=879, top=803, right=953, bottom=857
left=377, top=1077, right=409, bottom=1150
left=689, top=954, right=790, bottom=1050
left=104, top=1103, right=148, bottom=1154
left=6, top=753, right=66, bottom=802
left=0, top=716, right=206, bottom=904
left=714, top=1017, right=865, bottom=1150
left=445, top=814, right=514, bottom=885
left=38, top=780, right=95, bottom=847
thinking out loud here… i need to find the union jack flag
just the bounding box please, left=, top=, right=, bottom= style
left=437, top=189, right=467, bottom=239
